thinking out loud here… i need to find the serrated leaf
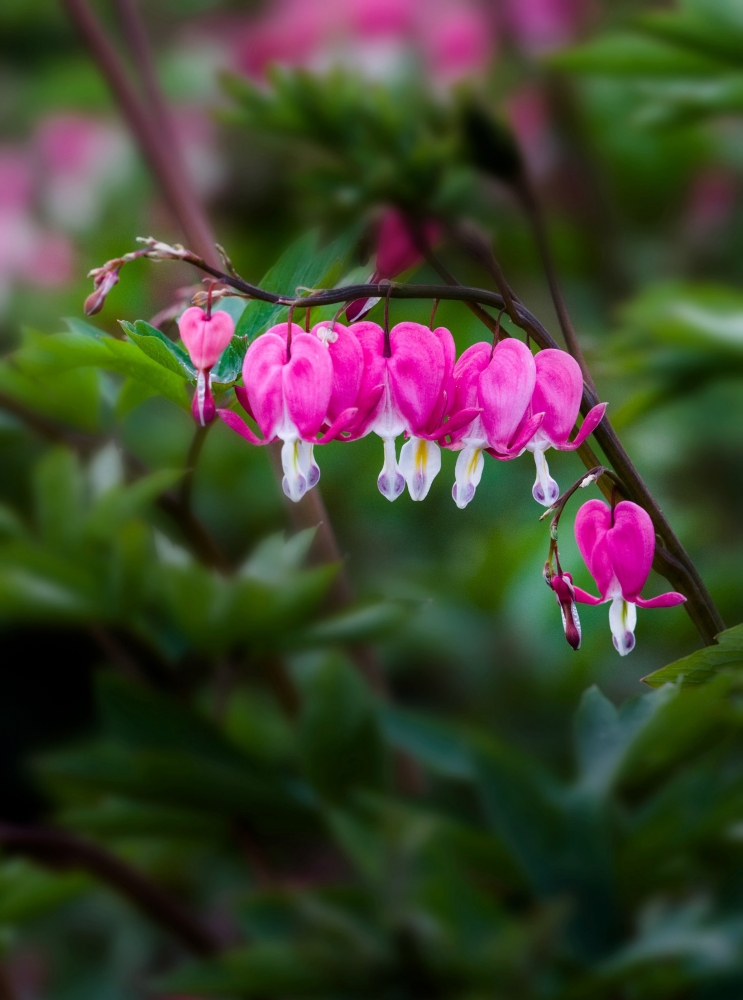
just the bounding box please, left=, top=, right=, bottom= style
left=120, top=319, right=195, bottom=380
left=643, top=623, right=743, bottom=687
left=211, top=336, right=246, bottom=384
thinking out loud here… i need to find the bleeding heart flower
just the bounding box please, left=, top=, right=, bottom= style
left=217, top=323, right=356, bottom=501
left=347, top=321, right=478, bottom=501
left=448, top=338, right=545, bottom=509
left=570, top=499, right=686, bottom=656
left=524, top=349, right=607, bottom=507
left=345, top=209, right=439, bottom=323
left=178, top=306, right=235, bottom=426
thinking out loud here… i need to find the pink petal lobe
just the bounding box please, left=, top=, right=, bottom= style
left=178, top=306, right=235, bottom=371
left=311, top=321, right=364, bottom=422
left=242, top=330, right=289, bottom=439
left=606, top=501, right=657, bottom=602
left=574, top=499, right=614, bottom=599
left=234, top=383, right=254, bottom=419
left=572, top=585, right=604, bottom=606
left=387, top=322, right=446, bottom=433
left=217, top=408, right=266, bottom=445
left=634, top=592, right=687, bottom=609
left=348, top=322, right=387, bottom=435
left=282, top=332, right=333, bottom=439
left=317, top=406, right=359, bottom=443
left=428, top=325, right=457, bottom=429
left=560, top=402, right=607, bottom=451
left=531, top=349, right=583, bottom=446
left=478, top=339, right=536, bottom=451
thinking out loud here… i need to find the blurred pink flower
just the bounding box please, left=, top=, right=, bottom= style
left=232, top=0, right=494, bottom=85
left=506, top=86, right=558, bottom=180
left=504, top=0, right=585, bottom=54
left=685, top=169, right=738, bottom=241
left=172, top=107, right=226, bottom=199
left=35, top=113, right=133, bottom=230
left=0, top=148, right=33, bottom=211
left=0, top=145, right=74, bottom=308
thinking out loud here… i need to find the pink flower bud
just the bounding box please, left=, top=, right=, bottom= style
left=178, top=307, right=234, bottom=372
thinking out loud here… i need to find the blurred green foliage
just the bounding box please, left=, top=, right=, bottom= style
left=1, top=1, right=743, bottom=998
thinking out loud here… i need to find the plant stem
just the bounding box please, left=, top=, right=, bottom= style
left=517, top=178, right=597, bottom=394
left=0, top=822, right=220, bottom=956
left=61, top=0, right=219, bottom=266
left=180, top=422, right=210, bottom=513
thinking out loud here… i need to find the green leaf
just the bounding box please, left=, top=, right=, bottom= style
left=33, top=448, right=85, bottom=552
left=573, top=686, right=676, bottom=796
left=298, top=654, right=387, bottom=801
left=552, top=32, right=726, bottom=76
left=85, top=468, right=182, bottom=539
left=301, top=601, right=407, bottom=646
left=0, top=860, right=89, bottom=925
left=120, top=319, right=196, bottom=380
left=621, top=282, right=743, bottom=354
left=156, top=943, right=337, bottom=997
left=643, top=623, right=743, bottom=687
left=96, top=672, right=256, bottom=766
left=378, top=706, right=474, bottom=780
left=234, top=227, right=360, bottom=343
left=211, top=336, right=247, bottom=384
left=59, top=798, right=226, bottom=840
left=638, top=9, right=743, bottom=70
left=115, top=377, right=159, bottom=419
left=37, top=744, right=316, bottom=833
left=15, top=330, right=191, bottom=409
left=0, top=358, right=103, bottom=433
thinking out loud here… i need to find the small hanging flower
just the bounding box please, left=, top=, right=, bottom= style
left=524, top=350, right=607, bottom=507
left=547, top=570, right=582, bottom=651
left=178, top=305, right=235, bottom=426
left=448, top=338, right=545, bottom=509
left=571, top=499, right=686, bottom=655
left=347, top=320, right=478, bottom=502
left=218, top=322, right=356, bottom=501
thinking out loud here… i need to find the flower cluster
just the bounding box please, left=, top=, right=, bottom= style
left=178, top=307, right=607, bottom=509
left=171, top=306, right=684, bottom=657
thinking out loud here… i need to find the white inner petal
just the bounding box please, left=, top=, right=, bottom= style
left=452, top=444, right=484, bottom=509
left=280, top=434, right=308, bottom=503
left=530, top=447, right=560, bottom=507
left=377, top=436, right=405, bottom=502
left=399, top=437, right=441, bottom=502
left=609, top=596, right=637, bottom=656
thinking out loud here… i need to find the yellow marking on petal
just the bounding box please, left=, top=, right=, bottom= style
left=467, top=449, right=482, bottom=477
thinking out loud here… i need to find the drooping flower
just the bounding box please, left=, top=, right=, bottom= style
left=524, top=349, right=607, bottom=507
left=448, top=338, right=545, bottom=509
left=218, top=323, right=356, bottom=501
left=178, top=306, right=235, bottom=426
left=346, top=209, right=439, bottom=323
left=569, top=499, right=686, bottom=656
left=548, top=571, right=582, bottom=650
left=346, top=320, right=477, bottom=501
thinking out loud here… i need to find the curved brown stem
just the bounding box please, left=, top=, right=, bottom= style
left=0, top=822, right=220, bottom=956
